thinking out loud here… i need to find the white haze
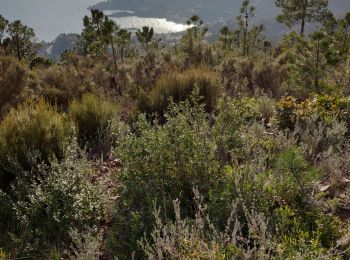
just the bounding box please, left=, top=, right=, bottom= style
left=0, top=0, right=188, bottom=42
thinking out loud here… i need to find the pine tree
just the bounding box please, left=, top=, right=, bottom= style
left=275, top=0, right=330, bottom=36
left=117, top=29, right=131, bottom=63
left=220, top=26, right=230, bottom=51
left=77, top=9, right=107, bottom=57
left=3, top=20, right=38, bottom=61
left=136, top=26, right=154, bottom=51
left=102, top=19, right=119, bottom=71
left=237, top=0, right=255, bottom=56
left=235, top=0, right=265, bottom=56
left=186, top=15, right=207, bottom=39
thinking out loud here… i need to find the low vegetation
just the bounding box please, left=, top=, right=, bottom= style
left=0, top=2, right=350, bottom=259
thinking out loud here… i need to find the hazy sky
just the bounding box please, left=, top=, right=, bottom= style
left=0, top=0, right=101, bottom=41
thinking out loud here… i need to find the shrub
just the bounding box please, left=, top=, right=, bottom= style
left=69, top=94, right=119, bottom=156
left=272, top=147, right=320, bottom=205
left=256, top=95, right=275, bottom=121
left=276, top=95, right=350, bottom=131
left=109, top=97, right=224, bottom=258
left=142, top=190, right=340, bottom=259
left=10, top=139, right=111, bottom=256
left=39, top=62, right=111, bottom=110
left=253, top=61, right=287, bottom=98
left=213, top=96, right=261, bottom=163
left=30, top=56, right=53, bottom=69
left=0, top=55, right=28, bottom=117
left=139, top=66, right=221, bottom=116
left=0, top=99, right=69, bottom=189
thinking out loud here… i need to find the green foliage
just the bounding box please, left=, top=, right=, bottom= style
left=29, top=56, right=53, bottom=69
left=69, top=94, right=119, bottom=156
left=0, top=99, right=69, bottom=189
left=10, top=139, right=108, bottom=256
left=139, top=67, right=221, bottom=116
left=274, top=206, right=341, bottom=257
left=2, top=19, right=39, bottom=61
left=110, top=97, right=223, bottom=258
left=276, top=0, right=330, bottom=35
left=214, top=96, right=260, bottom=162
left=276, top=95, right=350, bottom=130
left=136, top=26, right=154, bottom=51
left=1, top=5, right=350, bottom=259
left=272, top=147, right=317, bottom=205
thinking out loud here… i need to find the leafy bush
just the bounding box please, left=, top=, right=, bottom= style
left=10, top=139, right=111, bottom=256
left=213, top=96, right=261, bottom=163
left=0, top=99, right=69, bottom=189
left=276, top=95, right=350, bottom=130
left=110, top=97, right=224, bottom=258
left=69, top=94, right=119, bottom=156
left=139, top=67, right=221, bottom=116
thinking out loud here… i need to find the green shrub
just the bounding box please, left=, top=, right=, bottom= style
left=30, top=56, right=53, bottom=69
left=272, top=147, right=320, bottom=205
left=110, top=97, right=224, bottom=258
left=213, top=96, right=261, bottom=163
left=10, top=139, right=110, bottom=256
left=273, top=205, right=341, bottom=257
left=276, top=95, right=350, bottom=130
left=69, top=94, right=119, bottom=156
left=139, top=66, right=221, bottom=116
left=0, top=99, right=69, bottom=189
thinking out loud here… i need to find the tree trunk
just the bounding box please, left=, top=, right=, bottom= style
left=315, top=39, right=320, bottom=91
left=120, top=46, right=124, bottom=63
left=243, top=6, right=248, bottom=56
left=110, top=34, right=118, bottom=72
left=300, top=0, right=308, bottom=36
left=224, top=34, right=227, bottom=50
left=343, top=24, right=349, bottom=52
left=15, top=35, right=21, bottom=60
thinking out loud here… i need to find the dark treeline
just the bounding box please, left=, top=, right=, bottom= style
left=0, top=0, right=350, bottom=259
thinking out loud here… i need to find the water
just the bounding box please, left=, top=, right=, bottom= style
left=110, top=16, right=189, bottom=34
left=0, top=0, right=188, bottom=42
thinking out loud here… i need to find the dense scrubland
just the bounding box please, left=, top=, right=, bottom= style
left=0, top=0, right=350, bottom=259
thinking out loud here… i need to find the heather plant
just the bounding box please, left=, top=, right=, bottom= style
left=39, top=59, right=116, bottom=110
left=139, top=67, right=221, bottom=116
left=0, top=99, right=69, bottom=190
left=141, top=189, right=340, bottom=259
left=69, top=93, right=119, bottom=157
left=0, top=55, right=29, bottom=117
left=141, top=190, right=274, bottom=259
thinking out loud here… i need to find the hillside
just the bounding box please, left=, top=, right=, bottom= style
left=92, top=0, right=350, bottom=39
left=93, top=0, right=350, bottom=22
left=1, top=3, right=350, bottom=259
